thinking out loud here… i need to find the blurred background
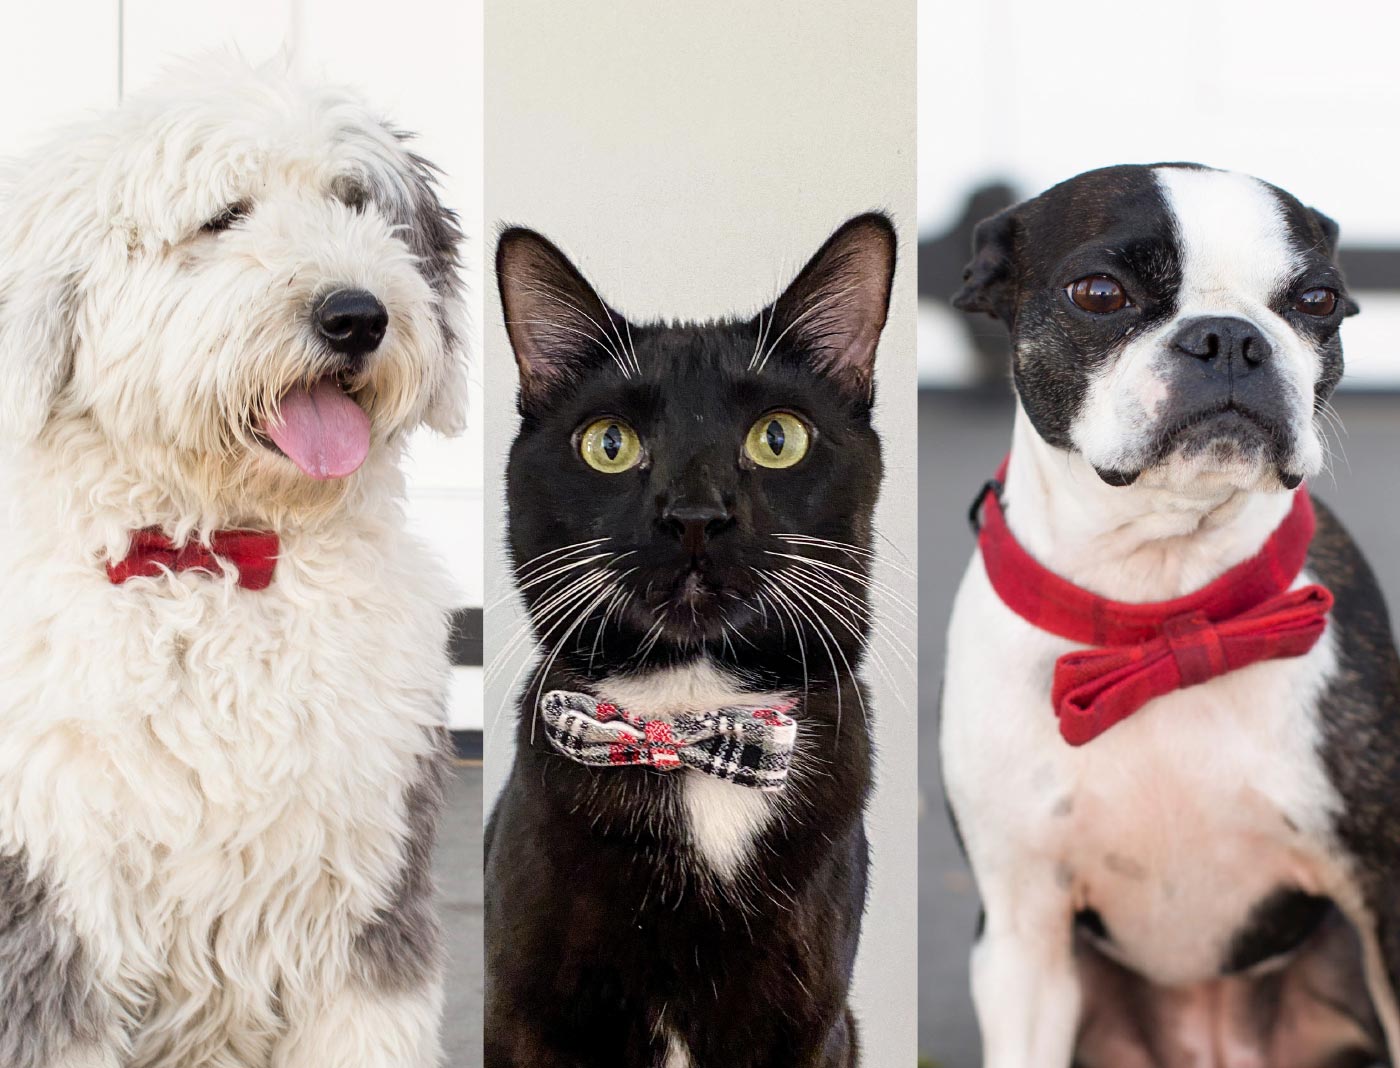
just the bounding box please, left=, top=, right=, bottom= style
left=1, top=4, right=484, bottom=1063
left=918, top=1, right=1400, bottom=1064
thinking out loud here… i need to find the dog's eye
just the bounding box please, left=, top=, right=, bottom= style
left=201, top=201, right=250, bottom=234
left=334, top=180, right=369, bottom=214
left=1067, top=275, right=1130, bottom=314
left=1294, top=287, right=1339, bottom=317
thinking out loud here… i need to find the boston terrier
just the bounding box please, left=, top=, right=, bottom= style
left=940, top=163, right=1400, bottom=1066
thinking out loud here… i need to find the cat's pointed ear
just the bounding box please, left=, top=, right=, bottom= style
left=496, top=227, right=628, bottom=408
left=762, top=212, right=896, bottom=399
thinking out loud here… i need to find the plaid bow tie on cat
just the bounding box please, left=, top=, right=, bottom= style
left=539, top=690, right=798, bottom=792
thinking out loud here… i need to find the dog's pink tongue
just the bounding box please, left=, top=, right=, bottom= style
left=262, top=377, right=370, bottom=480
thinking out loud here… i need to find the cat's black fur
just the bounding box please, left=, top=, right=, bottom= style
left=484, top=214, right=897, bottom=1068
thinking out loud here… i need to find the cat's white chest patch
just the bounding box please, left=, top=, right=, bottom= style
left=681, top=773, right=774, bottom=880
left=595, top=661, right=791, bottom=879
left=664, top=1031, right=692, bottom=1068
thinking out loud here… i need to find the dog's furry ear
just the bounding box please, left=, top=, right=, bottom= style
left=396, top=147, right=469, bottom=435
left=496, top=227, right=627, bottom=410
left=0, top=185, right=80, bottom=442
left=763, top=212, right=896, bottom=401
left=952, top=206, right=1020, bottom=326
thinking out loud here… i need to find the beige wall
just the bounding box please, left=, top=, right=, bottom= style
left=483, top=1, right=918, bottom=1060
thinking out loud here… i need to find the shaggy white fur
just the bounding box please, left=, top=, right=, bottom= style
left=0, top=57, right=467, bottom=1068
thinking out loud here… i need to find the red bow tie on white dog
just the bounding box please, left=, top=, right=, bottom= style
left=973, top=458, right=1333, bottom=746
left=106, top=528, right=280, bottom=590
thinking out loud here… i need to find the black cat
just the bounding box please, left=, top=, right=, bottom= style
left=484, top=214, right=897, bottom=1068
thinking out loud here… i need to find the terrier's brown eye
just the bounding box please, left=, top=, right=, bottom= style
left=1294, top=287, right=1339, bottom=317
left=1067, top=275, right=1129, bottom=314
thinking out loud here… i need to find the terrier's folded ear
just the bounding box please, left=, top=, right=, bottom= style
left=952, top=206, right=1020, bottom=327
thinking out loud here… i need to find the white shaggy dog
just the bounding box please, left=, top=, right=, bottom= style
left=0, top=59, right=467, bottom=1067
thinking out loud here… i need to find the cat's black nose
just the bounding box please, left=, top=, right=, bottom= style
left=315, top=288, right=389, bottom=360
left=659, top=503, right=735, bottom=557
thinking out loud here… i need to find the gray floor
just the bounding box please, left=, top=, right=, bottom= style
left=440, top=763, right=484, bottom=1068
left=917, top=388, right=1400, bottom=1067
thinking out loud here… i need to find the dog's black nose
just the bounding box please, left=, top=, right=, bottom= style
left=659, top=501, right=735, bottom=558
left=1172, top=316, right=1272, bottom=367
left=315, top=289, right=388, bottom=357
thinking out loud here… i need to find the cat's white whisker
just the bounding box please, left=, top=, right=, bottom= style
left=592, top=298, right=640, bottom=378
left=778, top=564, right=915, bottom=682
left=513, top=536, right=612, bottom=577
left=517, top=280, right=637, bottom=378
left=508, top=313, right=632, bottom=377
left=633, top=609, right=669, bottom=665
left=622, top=316, right=641, bottom=376
left=872, top=526, right=917, bottom=569
left=484, top=585, right=599, bottom=694
left=765, top=550, right=915, bottom=616
left=512, top=550, right=636, bottom=599
left=764, top=568, right=867, bottom=734
left=774, top=533, right=915, bottom=578
left=486, top=567, right=612, bottom=711
left=500, top=556, right=635, bottom=664
left=780, top=561, right=916, bottom=663
left=487, top=555, right=630, bottom=674
left=748, top=306, right=774, bottom=371
left=588, top=583, right=635, bottom=670
left=757, top=573, right=811, bottom=707
left=523, top=573, right=632, bottom=746
left=490, top=553, right=607, bottom=612
left=753, top=283, right=860, bottom=373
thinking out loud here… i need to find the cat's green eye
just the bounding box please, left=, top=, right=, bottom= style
left=579, top=418, right=643, bottom=474
left=744, top=411, right=811, bottom=470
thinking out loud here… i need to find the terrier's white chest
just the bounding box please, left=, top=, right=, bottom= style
left=942, top=557, right=1344, bottom=984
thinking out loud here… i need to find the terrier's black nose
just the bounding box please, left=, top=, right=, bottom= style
left=1172, top=316, right=1272, bottom=368
left=315, top=289, right=388, bottom=358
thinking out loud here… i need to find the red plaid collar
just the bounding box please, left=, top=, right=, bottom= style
left=106, top=528, right=279, bottom=591
left=973, top=456, right=1333, bottom=746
